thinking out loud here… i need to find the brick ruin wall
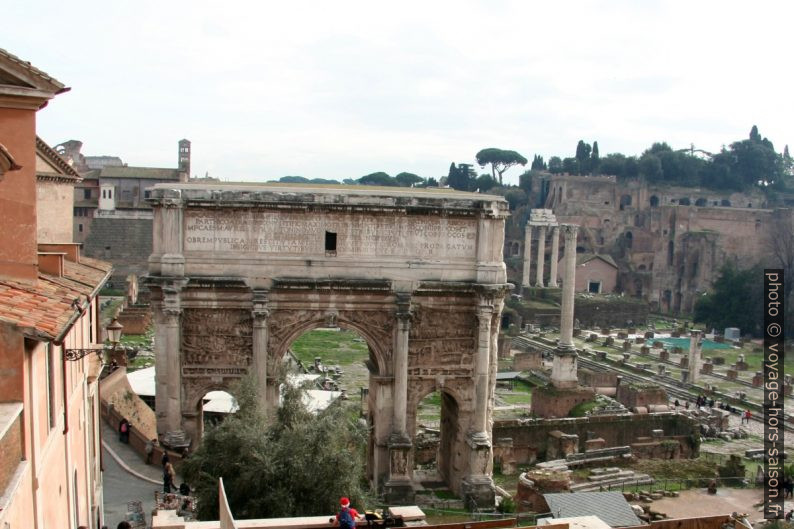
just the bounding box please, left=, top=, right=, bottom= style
left=83, top=217, right=153, bottom=289
left=504, top=175, right=792, bottom=315
left=491, top=412, right=698, bottom=464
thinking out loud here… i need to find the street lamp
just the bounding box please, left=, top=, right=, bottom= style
left=64, top=318, right=124, bottom=362
left=106, top=318, right=123, bottom=347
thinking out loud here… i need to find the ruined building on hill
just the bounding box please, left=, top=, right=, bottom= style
left=505, top=172, right=792, bottom=315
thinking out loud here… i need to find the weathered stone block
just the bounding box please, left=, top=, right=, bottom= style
left=751, top=372, right=763, bottom=387
left=700, top=363, right=713, bottom=375
left=604, top=336, right=614, bottom=346
left=726, top=369, right=738, bottom=380
left=679, top=357, right=689, bottom=368
left=712, top=356, right=725, bottom=365
left=640, top=346, right=650, bottom=355
left=659, top=349, right=669, bottom=361
left=622, top=340, right=632, bottom=351
left=644, top=331, right=655, bottom=339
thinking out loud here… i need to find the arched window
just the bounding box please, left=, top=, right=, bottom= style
left=679, top=197, right=690, bottom=206
left=650, top=195, right=659, bottom=208
left=695, top=198, right=707, bottom=207
left=667, top=241, right=674, bottom=266
left=625, top=231, right=633, bottom=249
left=720, top=199, right=731, bottom=207
left=619, top=194, right=632, bottom=211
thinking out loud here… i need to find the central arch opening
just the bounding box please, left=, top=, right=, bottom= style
left=287, top=327, right=372, bottom=414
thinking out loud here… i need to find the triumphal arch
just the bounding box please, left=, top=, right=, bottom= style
left=146, top=183, right=509, bottom=505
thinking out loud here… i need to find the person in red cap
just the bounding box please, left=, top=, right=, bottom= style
left=334, top=497, right=361, bottom=529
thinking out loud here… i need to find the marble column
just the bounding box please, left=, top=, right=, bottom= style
left=688, top=331, right=701, bottom=384
left=535, top=225, right=547, bottom=287
left=164, top=307, right=182, bottom=432
left=472, top=303, right=493, bottom=438
left=392, top=309, right=410, bottom=439
left=252, top=290, right=270, bottom=413
left=522, top=224, right=532, bottom=287
left=385, top=294, right=413, bottom=504
left=548, top=225, right=560, bottom=288
left=551, top=224, right=579, bottom=389
left=462, top=299, right=495, bottom=509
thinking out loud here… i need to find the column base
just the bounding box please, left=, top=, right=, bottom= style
left=461, top=475, right=495, bottom=510
left=551, top=347, right=578, bottom=389
left=383, top=479, right=415, bottom=505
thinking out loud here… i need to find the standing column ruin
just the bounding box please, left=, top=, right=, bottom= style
left=548, top=225, right=560, bottom=288
left=687, top=331, right=702, bottom=383
left=551, top=224, right=579, bottom=388
left=535, top=225, right=547, bottom=287
left=522, top=224, right=532, bottom=288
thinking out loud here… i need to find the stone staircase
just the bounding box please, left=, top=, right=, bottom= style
left=570, top=467, right=654, bottom=492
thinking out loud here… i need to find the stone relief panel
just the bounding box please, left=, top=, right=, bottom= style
left=407, top=307, right=477, bottom=379
left=181, top=308, right=253, bottom=378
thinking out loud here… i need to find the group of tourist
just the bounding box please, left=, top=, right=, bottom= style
left=671, top=397, right=752, bottom=422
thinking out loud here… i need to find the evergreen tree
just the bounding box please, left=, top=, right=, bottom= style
left=182, top=377, right=368, bottom=521
left=548, top=156, right=563, bottom=174
left=575, top=140, right=592, bottom=175
left=590, top=141, right=600, bottom=174
left=694, top=263, right=764, bottom=337
left=530, top=154, right=546, bottom=171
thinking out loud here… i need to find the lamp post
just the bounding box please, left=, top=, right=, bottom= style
left=63, top=318, right=124, bottom=363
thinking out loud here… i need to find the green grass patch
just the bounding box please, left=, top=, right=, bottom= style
left=502, top=393, right=532, bottom=405
left=127, top=355, right=154, bottom=371
left=120, top=333, right=152, bottom=347
left=290, top=329, right=369, bottom=366
left=568, top=399, right=599, bottom=417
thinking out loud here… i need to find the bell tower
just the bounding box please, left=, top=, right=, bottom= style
left=178, top=139, right=191, bottom=182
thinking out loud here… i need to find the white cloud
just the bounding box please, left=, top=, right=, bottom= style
left=5, top=0, right=793, bottom=184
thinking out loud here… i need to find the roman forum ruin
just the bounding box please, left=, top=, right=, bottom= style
left=145, top=183, right=511, bottom=505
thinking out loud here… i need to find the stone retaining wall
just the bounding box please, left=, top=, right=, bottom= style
left=492, top=412, right=698, bottom=463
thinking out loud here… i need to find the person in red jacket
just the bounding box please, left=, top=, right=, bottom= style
left=335, top=497, right=361, bottom=529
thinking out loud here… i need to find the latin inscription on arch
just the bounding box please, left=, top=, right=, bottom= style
left=183, top=210, right=477, bottom=259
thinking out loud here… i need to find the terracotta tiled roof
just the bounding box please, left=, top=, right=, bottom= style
left=0, top=257, right=111, bottom=341
left=100, top=166, right=180, bottom=180
left=36, top=136, right=81, bottom=181
left=0, top=48, right=67, bottom=94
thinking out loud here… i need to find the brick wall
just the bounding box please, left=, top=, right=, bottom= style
left=0, top=412, right=22, bottom=495
left=493, top=412, right=698, bottom=463
left=83, top=216, right=153, bottom=288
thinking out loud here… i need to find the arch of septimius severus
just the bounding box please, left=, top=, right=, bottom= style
left=145, top=183, right=510, bottom=505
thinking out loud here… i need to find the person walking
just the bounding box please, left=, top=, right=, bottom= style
left=163, top=461, right=176, bottom=493
left=118, top=419, right=130, bottom=444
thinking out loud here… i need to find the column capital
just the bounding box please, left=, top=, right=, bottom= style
left=163, top=307, right=182, bottom=319
left=395, top=293, right=413, bottom=325
left=561, top=223, right=579, bottom=241
left=252, top=288, right=270, bottom=321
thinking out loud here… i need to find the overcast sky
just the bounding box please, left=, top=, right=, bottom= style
left=6, top=1, right=793, bottom=185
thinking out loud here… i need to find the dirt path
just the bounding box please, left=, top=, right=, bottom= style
left=650, top=488, right=764, bottom=521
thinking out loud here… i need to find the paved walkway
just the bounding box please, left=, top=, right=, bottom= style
left=101, top=420, right=183, bottom=526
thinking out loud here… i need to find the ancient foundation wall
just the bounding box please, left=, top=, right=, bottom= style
left=492, top=413, right=698, bottom=463
left=83, top=215, right=152, bottom=288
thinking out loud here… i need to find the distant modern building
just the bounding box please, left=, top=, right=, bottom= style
left=0, top=47, right=112, bottom=529
left=57, top=139, right=191, bottom=287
